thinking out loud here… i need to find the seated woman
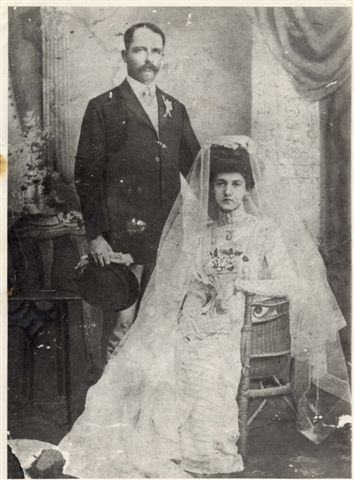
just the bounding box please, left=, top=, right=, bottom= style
left=10, top=136, right=350, bottom=478
left=175, top=142, right=298, bottom=474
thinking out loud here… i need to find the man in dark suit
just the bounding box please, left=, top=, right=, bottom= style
left=75, top=22, right=200, bottom=363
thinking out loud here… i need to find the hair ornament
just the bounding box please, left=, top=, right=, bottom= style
left=204, top=136, right=257, bottom=155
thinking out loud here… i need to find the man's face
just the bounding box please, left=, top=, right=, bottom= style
left=123, top=27, right=164, bottom=84
left=212, top=172, right=248, bottom=212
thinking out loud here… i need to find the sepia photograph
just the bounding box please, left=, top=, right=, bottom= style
left=3, top=2, right=352, bottom=478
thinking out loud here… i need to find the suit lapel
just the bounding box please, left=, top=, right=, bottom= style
left=157, top=87, right=169, bottom=137
left=119, top=79, right=157, bottom=135
left=156, top=87, right=176, bottom=143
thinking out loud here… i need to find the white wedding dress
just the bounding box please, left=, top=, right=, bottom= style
left=176, top=205, right=297, bottom=474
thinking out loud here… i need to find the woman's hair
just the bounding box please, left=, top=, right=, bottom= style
left=209, top=144, right=255, bottom=191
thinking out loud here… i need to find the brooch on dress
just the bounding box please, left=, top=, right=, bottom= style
left=210, top=248, right=249, bottom=273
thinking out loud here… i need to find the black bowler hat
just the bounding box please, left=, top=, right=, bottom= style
left=76, top=262, right=140, bottom=311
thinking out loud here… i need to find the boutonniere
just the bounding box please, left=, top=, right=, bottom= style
left=162, top=95, right=173, bottom=118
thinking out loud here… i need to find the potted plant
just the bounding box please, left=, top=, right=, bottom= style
left=10, top=111, right=83, bottom=226
left=8, top=112, right=86, bottom=293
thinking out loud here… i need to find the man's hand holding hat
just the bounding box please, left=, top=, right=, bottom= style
left=87, top=235, right=134, bottom=267
left=75, top=252, right=134, bottom=271
left=88, top=235, right=113, bottom=267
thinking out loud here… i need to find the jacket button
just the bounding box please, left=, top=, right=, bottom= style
left=155, top=156, right=160, bottom=162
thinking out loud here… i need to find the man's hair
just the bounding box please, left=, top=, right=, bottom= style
left=124, top=23, right=166, bottom=50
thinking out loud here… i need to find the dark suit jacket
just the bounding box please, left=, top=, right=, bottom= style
left=75, top=79, right=200, bottom=264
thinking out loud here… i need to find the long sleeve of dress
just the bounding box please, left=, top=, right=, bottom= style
left=237, top=227, right=298, bottom=297
left=179, top=270, right=212, bottom=314
left=177, top=268, right=215, bottom=340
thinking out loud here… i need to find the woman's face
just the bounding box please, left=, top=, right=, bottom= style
left=212, top=172, right=248, bottom=212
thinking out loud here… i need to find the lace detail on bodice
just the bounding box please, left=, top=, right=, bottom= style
left=216, top=204, right=249, bottom=226
left=209, top=205, right=259, bottom=275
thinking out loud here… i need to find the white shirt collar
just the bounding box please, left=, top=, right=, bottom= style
left=127, top=75, right=156, bottom=98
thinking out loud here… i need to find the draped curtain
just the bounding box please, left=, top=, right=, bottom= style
left=250, top=7, right=351, bottom=358
left=250, top=7, right=351, bottom=102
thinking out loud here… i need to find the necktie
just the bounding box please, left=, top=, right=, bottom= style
left=141, top=85, right=159, bottom=133
left=142, top=86, right=154, bottom=107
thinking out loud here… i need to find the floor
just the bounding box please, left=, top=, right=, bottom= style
left=8, top=304, right=352, bottom=479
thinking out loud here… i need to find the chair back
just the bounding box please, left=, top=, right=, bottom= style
left=238, top=293, right=293, bottom=461
left=246, top=294, right=291, bottom=382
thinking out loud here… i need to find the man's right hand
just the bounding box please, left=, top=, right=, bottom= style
left=88, top=235, right=113, bottom=267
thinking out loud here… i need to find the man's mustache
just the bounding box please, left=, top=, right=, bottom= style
left=139, top=63, right=159, bottom=72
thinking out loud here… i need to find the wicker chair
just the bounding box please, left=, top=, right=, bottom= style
left=238, top=292, right=294, bottom=460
